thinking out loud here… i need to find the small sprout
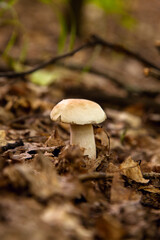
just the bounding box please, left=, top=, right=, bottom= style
left=50, top=99, right=106, bottom=159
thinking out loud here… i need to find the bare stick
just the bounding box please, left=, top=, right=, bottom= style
left=144, top=67, right=160, bottom=81
left=58, top=62, right=160, bottom=96
left=1, top=35, right=160, bottom=78
left=0, top=42, right=95, bottom=78
left=155, top=40, right=160, bottom=54
left=79, top=172, right=113, bottom=182
left=92, top=35, right=160, bottom=71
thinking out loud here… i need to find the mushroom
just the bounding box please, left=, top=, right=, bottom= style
left=50, top=99, right=106, bottom=159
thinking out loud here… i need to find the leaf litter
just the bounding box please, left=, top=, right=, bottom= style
left=0, top=77, right=160, bottom=240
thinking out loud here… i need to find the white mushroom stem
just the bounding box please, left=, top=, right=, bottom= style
left=70, top=124, right=96, bottom=159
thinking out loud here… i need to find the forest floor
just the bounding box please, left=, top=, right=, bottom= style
left=0, top=1, right=160, bottom=240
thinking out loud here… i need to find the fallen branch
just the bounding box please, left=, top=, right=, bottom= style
left=92, top=35, right=160, bottom=71
left=0, top=41, right=95, bottom=78
left=155, top=40, right=160, bottom=54
left=144, top=67, right=160, bottom=81
left=27, top=146, right=62, bottom=155
left=1, top=35, right=160, bottom=78
left=79, top=172, right=113, bottom=182
left=58, top=62, right=129, bottom=90
left=79, top=162, right=151, bottom=183
left=143, top=172, right=160, bottom=179
left=58, top=62, right=160, bottom=97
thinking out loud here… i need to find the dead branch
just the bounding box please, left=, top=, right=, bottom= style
left=92, top=35, right=160, bottom=71
left=58, top=62, right=129, bottom=90
left=1, top=35, right=160, bottom=78
left=0, top=42, right=95, bottom=78
left=79, top=172, right=113, bottom=182
left=143, top=172, right=160, bottom=179
left=155, top=40, right=160, bottom=54
left=144, top=67, right=160, bottom=80
left=27, top=146, right=59, bottom=155
left=79, top=163, right=143, bottom=182
left=58, top=62, right=160, bottom=97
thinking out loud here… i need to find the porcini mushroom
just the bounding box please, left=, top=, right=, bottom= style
left=50, top=99, right=106, bottom=159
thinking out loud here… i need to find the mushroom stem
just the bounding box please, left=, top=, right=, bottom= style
left=70, top=124, right=96, bottom=159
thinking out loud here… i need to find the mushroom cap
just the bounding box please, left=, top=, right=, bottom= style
left=50, top=99, right=106, bottom=125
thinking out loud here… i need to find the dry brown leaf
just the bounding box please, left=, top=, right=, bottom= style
left=120, top=156, right=149, bottom=184
left=41, top=203, right=92, bottom=240
left=107, top=162, right=119, bottom=173
left=139, top=186, right=160, bottom=194
left=95, top=127, right=108, bottom=146
left=0, top=130, right=7, bottom=146
left=3, top=153, right=83, bottom=201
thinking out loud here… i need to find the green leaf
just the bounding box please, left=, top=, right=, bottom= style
left=29, top=70, right=59, bottom=86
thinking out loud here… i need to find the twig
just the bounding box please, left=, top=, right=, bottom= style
left=58, top=62, right=129, bottom=90
left=58, top=62, right=160, bottom=97
left=0, top=41, right=95, bottom=78
left=143, top=172, right=160, bottom=179
left=79, top=172, right=113, bottom=182
left=155, top=40, right=160, bottom=54
left=1, top=35, right=160, bottom=78
left=79, top=162, right=146, bottom=183
left=92, top=35, right=160, bottom=71
left=144, top=67, right=160, bottom=81
left=27, top=146, right=59, bottom=155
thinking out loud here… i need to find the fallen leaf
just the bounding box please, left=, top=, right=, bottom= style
left=0, top=130, right=7, bottom=146
left=120, top=156, right=149, bottom=184
left=29, top=69, right=59, bottom=86
left=41, top=203, right=92, bottom=240
left=139, top=186, right=160, bottom=194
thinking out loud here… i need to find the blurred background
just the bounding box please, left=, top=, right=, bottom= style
left=1, top=0, right=160, bottom=127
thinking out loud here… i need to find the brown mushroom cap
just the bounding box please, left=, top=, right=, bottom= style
left=50, top=99, right=106, bottom=125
